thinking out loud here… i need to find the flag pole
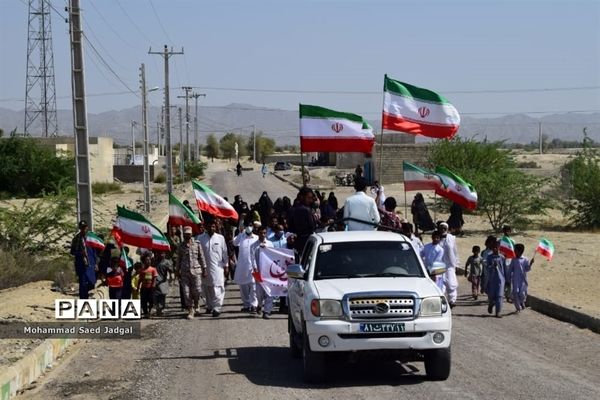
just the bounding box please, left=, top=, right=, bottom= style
left=378, top=75, right=386, bottom=184
left=299, top=104, right=306, bottom=187
left=404, top=186, right=408, bottom=220
left=433, top=192, right=437, bottom=222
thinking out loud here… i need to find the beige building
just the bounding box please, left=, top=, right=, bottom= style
left=48, top=136, right=115, bottom=183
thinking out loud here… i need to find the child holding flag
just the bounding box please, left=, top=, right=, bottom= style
left=485, top=240, right=506, bottom=318
left=508, top=243, right=534, bottom=313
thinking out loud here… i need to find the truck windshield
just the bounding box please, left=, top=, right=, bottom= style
left=313, top=241, right=424, bottom=280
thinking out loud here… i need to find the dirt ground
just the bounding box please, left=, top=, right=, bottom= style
left=1, top=153, right=598, bottom=367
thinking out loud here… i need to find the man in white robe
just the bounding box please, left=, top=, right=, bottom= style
left=197, top=220, right=229, bottom=317
left=233, top=225, right=259, bottom=312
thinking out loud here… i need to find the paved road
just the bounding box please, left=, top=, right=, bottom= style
left=24, top=171, right=600, bottom=400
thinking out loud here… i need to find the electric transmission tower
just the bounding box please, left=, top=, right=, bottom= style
left=24, top=0, right=58, bottom=137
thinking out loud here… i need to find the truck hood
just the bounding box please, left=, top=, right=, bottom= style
left=312, top=277, right=442, bottom=300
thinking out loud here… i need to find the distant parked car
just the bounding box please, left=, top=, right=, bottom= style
left=274, top=161, right=292, bottom=171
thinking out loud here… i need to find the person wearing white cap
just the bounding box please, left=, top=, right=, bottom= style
left=233, top=224, right=259, bottom=312
left=176, top=226, right=207, bottom=319
left=438, top=221, right=459, bottom=307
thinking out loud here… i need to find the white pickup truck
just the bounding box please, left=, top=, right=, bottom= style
left=287, top=231, right=452, bottom=383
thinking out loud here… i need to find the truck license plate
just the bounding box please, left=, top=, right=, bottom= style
left=359, top=322, right=405, bottom=333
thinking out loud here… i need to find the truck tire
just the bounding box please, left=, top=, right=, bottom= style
left=424, top=347, right=451, bottom=381
left=288, top=315, right=301, bottom=359
left=302, top=329, right=326, bottom=383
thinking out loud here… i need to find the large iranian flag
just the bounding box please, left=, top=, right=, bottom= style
left=434, top=166, right=478, bottom=210
left=382, top=75, right=460, bottom=139
left=115, top=206, right=153, bottom=249
left=169, top=193, right=201, bottom=234
left=299, top=104, right=375, bottom=153
left=403, top=161, right=444, bottom=191
left=192, top=180, right=238, bottom=220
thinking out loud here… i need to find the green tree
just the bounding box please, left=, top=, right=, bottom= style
left=246, top=131, right=275, bottom=162
left=0, top=137, right=75, bottom=198
left=560, top=135, right=600, bottom=228
left=205, top=134, right=219, bottom=162
left=428, top=138, right=550, bottom=231
left=220, top=132, right=247, bottom=161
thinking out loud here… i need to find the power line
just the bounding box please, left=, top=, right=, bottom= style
left=115, top=0, right=153, bottom=43
left=82, top=32, right=140, bottom=98
left=190, top=85, right=600, bottom=95
left=147, top=0, right=173, bottom=44
left=88, top=1, right=137, bottom=49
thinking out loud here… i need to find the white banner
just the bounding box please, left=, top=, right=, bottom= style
left=257, top=247, right=295, bottom=297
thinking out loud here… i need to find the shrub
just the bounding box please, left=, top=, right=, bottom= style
left=92, top=182, right=122, bottom=195
left=154, top=173, right=166, bottom=183
left=560, top=136, right=600, bottom=228
left=0, top=248, right=75, bottom=291
left=0, top=137, right=75, bottom=198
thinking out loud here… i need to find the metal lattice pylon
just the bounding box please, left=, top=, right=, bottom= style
left=24, top=0, right=58, bottom=137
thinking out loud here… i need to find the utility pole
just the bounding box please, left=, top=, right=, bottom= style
left=140, top=63, right=150, bottom=213
left=252, top=124, right=256, bottom=163
left=191, top=92, right=206, bottom=161
left=157, top=121, right=161, bottom=156
left=67, top=0, right=93, bottom=228
left=130, top=120, right=137, bottom=163
left=148, top=45, right=183, bottom=194
left=178, top=107, right=184, bottom=181
left=178, top=86, right=193, bottom=162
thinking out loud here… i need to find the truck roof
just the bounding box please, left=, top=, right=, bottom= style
left=313, top=230, right=412, bottom=244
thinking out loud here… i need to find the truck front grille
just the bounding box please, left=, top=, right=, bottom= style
left=347, top=295, right=416, bottom=320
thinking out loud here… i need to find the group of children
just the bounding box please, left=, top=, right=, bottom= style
left=464, top=233, right=534, bottom=318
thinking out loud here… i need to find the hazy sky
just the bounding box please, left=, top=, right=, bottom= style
left=1, top=0, right=599, bottom=120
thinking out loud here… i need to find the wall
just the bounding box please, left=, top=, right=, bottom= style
left=372, top=143, right=429, bottom=184
left=113, top=165, right=155, bottom=183
left=53, top=136, right=114, bottom=183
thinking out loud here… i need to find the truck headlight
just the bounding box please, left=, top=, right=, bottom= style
left=311, top=299, right=343, bottom=318
left=420, top=297, right=443, bottom=317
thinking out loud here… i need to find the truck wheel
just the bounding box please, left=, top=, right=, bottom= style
left=288, top=315, right=301, bottom=359
left=424, top=347, right=451, bottom=381
left=302, top=329, right=326, bottom=383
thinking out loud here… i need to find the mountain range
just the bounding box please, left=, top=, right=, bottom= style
left=1, top=104, right=599, bottom=145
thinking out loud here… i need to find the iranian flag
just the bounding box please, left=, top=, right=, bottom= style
left=85, top=232, right=105, bottom=251
left=256, top=247, right=295, bottom=297
left=148, top=221, right=171, bottom=252
left=403, top=161, right=445, bottom=191
left=192, top=180, right=238, bottom=220
left=119, top=248, right=131, bottom=269
left=434, top=166, right=478, bottom=210
left=535, top=238, right=555, bottom=261
left=499, top=236, right=516, bottom=259
left=169, top=193, right=201, bottom=234
left=114, top=206, right=153, bottom=249
left=299, top=104, right=375, bottom=153
left=382, top=75, right=460, bottom=139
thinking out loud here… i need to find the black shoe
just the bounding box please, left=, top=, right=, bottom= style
left=256, top=306, right=262, bottom=314
left=212, top=310, right=221, bottom=317
left=249, top=306, right=257, bottom=314
left=488, top=304, right=493, bottom=314
left=449, top=302, right=456, bottom=309
left=262, top=313, right=271, bottom=320
left=204, top=309, right=213, bottom=314
left=240, top=307, right=250, bottom=312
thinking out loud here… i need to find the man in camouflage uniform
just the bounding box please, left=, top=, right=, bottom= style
left=176, top=226, right=207, bottom=319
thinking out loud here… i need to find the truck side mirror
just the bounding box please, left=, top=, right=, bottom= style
left=287, top=264, right=306, bottom=279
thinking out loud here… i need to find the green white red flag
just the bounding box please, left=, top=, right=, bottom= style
left=535, top=238, right=555, bottom=261
left=119, top=248, right=131, bottom=269
left=169, top=193, right=201, bottom=234
left=499, top=236, right=516, bottom=259
left=382, top=75, right=460, bottom=139
left=85, top=232, right=105, bottom=251
left=402, top=161, right=445, bottom=191
left=299, top=104, right=375, bottom=153
left=114, top=206, right=153, bottom=249
left=148, top=221, right=171, bottom=252
left=434, top=166, right=478, bottom=210
left=192, top=180, right=238, bottom=220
